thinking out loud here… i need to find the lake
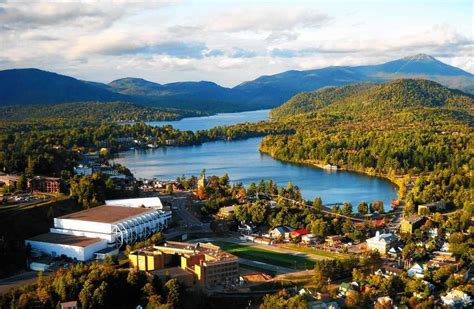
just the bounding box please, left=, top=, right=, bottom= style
left=147, top=109, right=271, bottom=131
left=114, top=110, right=398, bottom=208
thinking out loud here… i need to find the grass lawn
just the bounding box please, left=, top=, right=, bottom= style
left=280, top=244, right=342, bottom=259
left=211, top=241, right=316, bottom=270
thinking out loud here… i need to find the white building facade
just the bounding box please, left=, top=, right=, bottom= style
left=27, top=205, right=172, bottom=261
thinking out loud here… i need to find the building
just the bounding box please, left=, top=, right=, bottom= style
left=366, top=231, right=397, bottom=255
left=26, top=233, right=108, bottom=261
left=325, top=235, right=342, bottom=246
left=217, top=205, right=235, bottom=218
left=441, top=290, right=472, bottom=308
left=0, top=174, right=20, bottom=189
left=30, top=176, right=61, bottom=193
left=407, top=263, right=424, bottom=278
left=302, top=234, right=318, bottom=244
left=105, top=197, right=164, bottom=209
left=26, top=205, right=171, bottom=261
left=400, top=215, right=426, bottom=234
left=60, top=301, right=79, bottom=309
left=417, top=201, right=446, bottom=216
left=74, top=164, right=93, bottom=176
left=269, top=225, right=295, bottom=239
left=129, top=241, right=239, bottom=288
left=290, top=229, right=310, bottom=239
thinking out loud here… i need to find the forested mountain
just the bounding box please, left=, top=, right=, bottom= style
left=1, top=54, right=472, bottom=112
left=0, top=69, right=129, bottom=105
left=271, top=79, right=474, bottom=119
left=0, top=101, right=205, bottom=122
left=262, top=79, right=473, bottom=213
left=237, top=54, right=474, bottom=106
left=107, top=78, right=247, bottom=112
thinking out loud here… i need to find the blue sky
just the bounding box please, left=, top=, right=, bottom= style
left=0, top=0, right=472, bottom=86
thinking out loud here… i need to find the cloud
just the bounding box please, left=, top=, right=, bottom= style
left=205, top=49, right=225, bottom=57
left=231, top=48, right=258, bottom=58
left=206, top=8, right=331, bottom=32
left=0, top=1, right=177, bottom=31
left=265, top=31, right=299, bottom=43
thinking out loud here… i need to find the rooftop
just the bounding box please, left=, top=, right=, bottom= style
left=58, top=205, right=154, bottom=223
left=105, top=197, right=163, bottom=209
left=402, top=214, right=425, bottom=224
left=28, top=233, right=102, bottom=247
left=134, top=241, right=238, bottom=263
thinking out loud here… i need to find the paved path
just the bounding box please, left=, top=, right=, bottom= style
left=0, top=271, right=52, bottom=295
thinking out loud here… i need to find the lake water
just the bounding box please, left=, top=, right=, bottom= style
left=115, top=110, right=398, bottom=208
left=147, top=109, right=271, bottom=131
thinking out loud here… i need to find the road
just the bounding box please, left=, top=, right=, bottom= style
left=165, top=192, right=210, bottom=240
left=0, top=271, right=52, bottom=295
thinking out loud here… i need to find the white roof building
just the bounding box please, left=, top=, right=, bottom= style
left=441, top=290, right=472, bottom=307
left=27, top=205, right=171, bottom=261
left=407, top=263, right=424, bottom=278
left=105, top=197, right=163, bottom=209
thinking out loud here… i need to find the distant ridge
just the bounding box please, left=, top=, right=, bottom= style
left=0, top=54, right=473, bottom=112
left=270, top=79, right=474, bottom=119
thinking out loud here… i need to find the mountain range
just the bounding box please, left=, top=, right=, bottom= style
left=0, top=54, right=473, bottom=112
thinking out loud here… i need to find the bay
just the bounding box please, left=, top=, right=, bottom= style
left=114, top=109, right=398, bottom=209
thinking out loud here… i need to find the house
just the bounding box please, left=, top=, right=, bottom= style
left=238, top=223, right=254, bottom=235
left=407, top=263, right=425, bottom=278
left=74, top=164, right=93, bottom=175
left=325, top=235, right=342, bottom=246
left=366, top=231, right=397, bottom=255
left=417, top=201, right=446, bottom=216
left=339, top=282, right=354, bottom=295
left=441, top=290, right=472, bottom=308
left=60, top=301, right=78, bottom=309
left=400, top=215, right=426, bottom=234
left=29, top=176, right=61, bottom=194
left=254, top=236, right=274, bottom=245
left=387, top=247, right=402, bottom=257
left=376, top=296, right=393, bottom=307
left=217, top=205, right=235, bottom=219
left=290, top=229, right=310, bottom=239
left=269, top=226, right=294, bottom=239
left=302, top=234, right=318, bottom=244
left=0, top=174, right=20, bottom=189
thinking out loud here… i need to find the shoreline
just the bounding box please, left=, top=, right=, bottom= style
left=258, top=148, right=404, bottom=198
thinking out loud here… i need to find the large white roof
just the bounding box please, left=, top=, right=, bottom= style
left=105, top=197, right=163, bottom=209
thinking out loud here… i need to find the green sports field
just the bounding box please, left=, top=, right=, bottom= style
left=211, top=241, right=316, bottom=270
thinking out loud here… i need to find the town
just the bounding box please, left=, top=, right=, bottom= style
left=0, top=159, right=471, bottom=308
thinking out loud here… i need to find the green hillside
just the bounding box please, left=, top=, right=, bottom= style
left=0, top=102, right=205, bottom=122
left=271, top=79, right=474, bottom=119
left=262, top=79, right=473, bottom=213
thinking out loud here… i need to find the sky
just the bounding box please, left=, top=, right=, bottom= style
left=0, top=0, right=472, bottom=87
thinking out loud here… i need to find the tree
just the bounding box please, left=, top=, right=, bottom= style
left=342, top=218, right=353, bottom=235
left=164, top=278, right=180, bottom=308
left=342, top=202, right=353, bottom=216
left=313, top=265, right=329, bottom=292
left=312, top=197, right=323, bottom=211
left=16, top=175, right=27, bottom=191
left=92, top=281, right=108, bottom=308
left=358, top=202, right=368, bottom=215
left=310, top=219, right=327, bottom=238
left=345, top=290, right=361, bottom=308
left=79, top=279, right=94, bottom=309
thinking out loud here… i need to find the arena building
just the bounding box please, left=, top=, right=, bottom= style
left=26, top=204, right=171, bottom=261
